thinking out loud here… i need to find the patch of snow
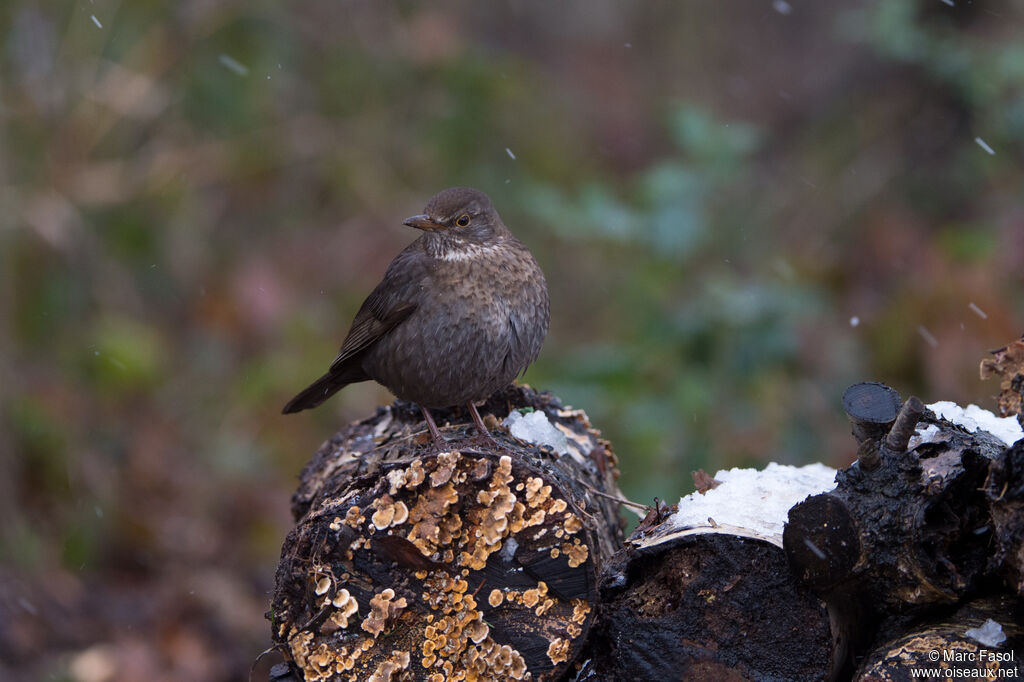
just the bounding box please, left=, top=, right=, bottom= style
left=218, top=54, right=249, bottom=76
left=918, top=325, right=939, bottom=347
left=669, top=462, right=837, bottom=541
left=500, top=537, right=519, bottom=562
left=773, top=0, right=793, bottom=15
left=928, top=401, right=1022, bottom=447
left=913, top=423, right=943, bottom=445
left=965, top=619, right=1006, bottom=647
left=504, top=410, right=570, bottom=455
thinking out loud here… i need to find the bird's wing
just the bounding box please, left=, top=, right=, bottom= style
left=328, top=244, right=425, bottom=371
left=328, top=298, right=415, bottom=371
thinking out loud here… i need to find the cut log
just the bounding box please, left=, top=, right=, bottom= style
left=269, top=385, right=623, bottom=682
left=591, top=529, right=841, bottom=681
left=588, top=464, right=843, bottom=682
left=853, top=596, right=1024, bottom=681
left=784, top=386, right=1006, bottom=609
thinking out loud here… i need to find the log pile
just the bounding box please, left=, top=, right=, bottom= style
left=987, top=440, right=1024, bottom=599
left=265, top=341, right=1024, bottom=681
left=782, top=380, right=1023, bottom=680
left=981, top=336, right=1024, bottom=598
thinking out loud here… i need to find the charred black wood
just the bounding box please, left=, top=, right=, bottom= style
left=785, top=396, right=1006, bottom=610
left=843, top=382, right=903, bottom=471
left=590, top=525, right=840, bottom=682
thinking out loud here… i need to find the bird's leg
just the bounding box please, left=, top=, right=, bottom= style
left=467, top=402, right=498, bottom=444
left=419, top=405, right=444, bottom=443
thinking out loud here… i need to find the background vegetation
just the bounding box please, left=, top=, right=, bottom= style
left=3, top=2, right=1023, bottom=679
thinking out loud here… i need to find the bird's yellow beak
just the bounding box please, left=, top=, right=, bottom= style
left=402, top=214, right=443, bottom=231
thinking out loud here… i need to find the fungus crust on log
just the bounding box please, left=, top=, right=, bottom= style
left=854, top=597, right=1024, bottom=681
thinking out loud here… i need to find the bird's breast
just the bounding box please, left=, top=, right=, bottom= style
left=362, top=239, right=547, bottom=407
left=424, top=243, right=544, bottom=323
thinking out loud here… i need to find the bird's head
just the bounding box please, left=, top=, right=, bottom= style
left=403, top=187, right=508, bottom=247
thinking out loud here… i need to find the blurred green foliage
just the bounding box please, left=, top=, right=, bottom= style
left=2, top=1, right=1024, bottom=679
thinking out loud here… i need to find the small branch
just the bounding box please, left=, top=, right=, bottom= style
left=885, top=396, right=925, bottom=453
left=580, top=482, right=649, bottom=512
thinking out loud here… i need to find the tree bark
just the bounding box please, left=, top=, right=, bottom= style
left=985, top=439, right=1024, bottom=598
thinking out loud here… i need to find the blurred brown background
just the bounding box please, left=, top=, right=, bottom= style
left=2, top=2, right=1023, bottom=680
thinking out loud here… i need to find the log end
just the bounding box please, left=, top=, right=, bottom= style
left=783, top=494, right=861, bottom=592
left=594, top=531, right=837, bottom=681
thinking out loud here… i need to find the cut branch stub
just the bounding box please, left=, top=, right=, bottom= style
left=270, top=385, right=623, bottom=682
left=842, top=382, right=902, bottom=471
left=884, top=395, right=925, bottom=454
left=842, top=382, right=902, bottom=446
left=783, top=494, right=860, bottom=593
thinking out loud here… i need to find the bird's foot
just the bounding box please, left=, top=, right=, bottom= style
left=465, top=403, right=508, bottom=450
left=419, top=405, right=448, bottom=446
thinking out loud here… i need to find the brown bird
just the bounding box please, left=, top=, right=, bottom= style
left=282, top=187, right=549, bottom=442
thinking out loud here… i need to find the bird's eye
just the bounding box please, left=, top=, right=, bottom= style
left=455, top=214, right=471, bottom=227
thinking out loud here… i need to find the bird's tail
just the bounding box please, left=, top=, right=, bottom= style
left=282, top=372, right=350, bottom=414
